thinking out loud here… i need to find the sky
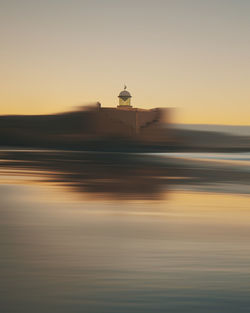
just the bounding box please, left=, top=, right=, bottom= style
left=0, top=0, right=250, bottom=124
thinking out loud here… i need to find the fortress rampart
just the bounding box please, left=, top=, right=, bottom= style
left=86, top=103, right=169, bottom=140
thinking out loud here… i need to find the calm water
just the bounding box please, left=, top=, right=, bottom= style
left=1, top=150, right=250, bottom=313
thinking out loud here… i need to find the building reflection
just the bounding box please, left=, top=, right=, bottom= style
left=0, top=150, right=250, bottom=200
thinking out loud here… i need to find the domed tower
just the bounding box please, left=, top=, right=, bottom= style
left=118, top=85, right=132, bottom=108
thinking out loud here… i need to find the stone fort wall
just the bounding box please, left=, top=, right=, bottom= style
left=88, top=104, right=168, bottom=139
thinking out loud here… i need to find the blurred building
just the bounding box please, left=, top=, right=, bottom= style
left=0, top=86, right=173, bottom=148
left=85, top=86, right=170, bottom=141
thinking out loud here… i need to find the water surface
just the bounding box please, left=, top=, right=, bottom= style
left=1, top=150, right=250, bottom=313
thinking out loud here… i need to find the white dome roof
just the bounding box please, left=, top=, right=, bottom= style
left=118, top=90, right=132, bottom=98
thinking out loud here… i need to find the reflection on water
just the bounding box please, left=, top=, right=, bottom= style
left=1, top=150, right=250, bottom=313
left=1, top=150, right=250, bottom=199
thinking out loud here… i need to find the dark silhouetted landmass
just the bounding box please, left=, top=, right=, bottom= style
left=0, top=108, right=250, bottom=152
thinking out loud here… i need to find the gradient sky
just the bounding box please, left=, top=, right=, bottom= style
left=1, top=0, right=250, bottom=124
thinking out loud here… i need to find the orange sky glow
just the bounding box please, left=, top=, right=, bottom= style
left=1, top=0, right=250, bottom=125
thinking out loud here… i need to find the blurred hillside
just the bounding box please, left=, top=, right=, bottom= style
left=0, top=110, right=250, bottom=152
left=172, top=127, right=250, bottom=151
left=0, top=109, right=171, bottom=151
left=175, top=124, right=250, bottom=136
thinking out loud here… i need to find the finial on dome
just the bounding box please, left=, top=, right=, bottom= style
left=124, top=84, right=127, bottom=90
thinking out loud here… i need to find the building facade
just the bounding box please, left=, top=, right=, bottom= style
left=86, top=87, right=169, bottom=141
